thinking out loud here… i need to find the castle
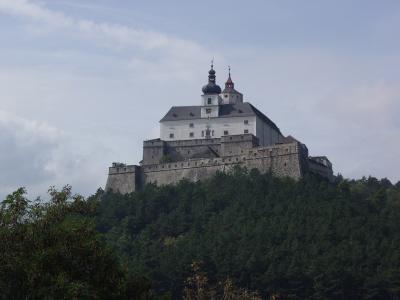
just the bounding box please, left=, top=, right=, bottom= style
left=105, top=65, right=333, bottom=194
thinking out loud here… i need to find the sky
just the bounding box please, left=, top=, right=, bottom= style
left=0, top=0, right=399, bottom=199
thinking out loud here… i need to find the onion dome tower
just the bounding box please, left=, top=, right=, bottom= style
left=221, top=66, right=243, bottom=104
left=202, top=62, right=222, bottom=95
left=200, top=61, right=222, bottom=118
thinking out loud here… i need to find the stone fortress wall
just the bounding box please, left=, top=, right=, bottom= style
left=105, top=134, right=333, bottom=194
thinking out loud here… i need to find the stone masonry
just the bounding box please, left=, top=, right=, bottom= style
left=105, top=135, right=333, bottom=194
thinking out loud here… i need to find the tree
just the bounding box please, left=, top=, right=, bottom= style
left=97, top=170, right=400, bottom=299
left=0, top=186, right=152, bottom=300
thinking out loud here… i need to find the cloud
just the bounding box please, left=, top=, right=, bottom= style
left=0, top=0, right=215, bottom=63
left=0, top=110, right=60, bottom=198
left=0, top=110, right=111, bottom=200
left=0, top=0, right=72, bottom=26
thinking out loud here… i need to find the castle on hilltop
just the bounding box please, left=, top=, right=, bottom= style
left=105, top=64, right=333, bottom=194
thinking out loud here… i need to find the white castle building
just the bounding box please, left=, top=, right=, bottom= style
left=160, top=65, right=284, bottom=146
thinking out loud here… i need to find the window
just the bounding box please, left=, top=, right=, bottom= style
left=244, top=120, right=249, bottom=125
left=189, top=123, right=194, bottom=128
left=224, top=130, right=229, bottom=135
left=244, top=129, right=249, bottom=134
left=224, top=94, right=228, bottom=98
left=207, top=98, right=212, bottom=105
left=206, top=108, right=212, bottom=114
left=201, top=130, right=204, bottom=137
left=189, top=132, right=194, bottom=137
left=169, top=133, right=174, bottom=138
left=212, top=130, right=214, bottom=136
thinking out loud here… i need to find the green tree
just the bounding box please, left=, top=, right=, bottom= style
left=0, top=186, right=152, bottom=300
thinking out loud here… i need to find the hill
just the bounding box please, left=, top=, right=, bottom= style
left=95, top=168, right=400, bottom=299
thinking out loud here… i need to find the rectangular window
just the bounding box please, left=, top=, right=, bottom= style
left=207, top=98, right=212, bottom=105
left=244, top=120, right=249, bottom=125
left=244, top=129, right=249, bottom=134
left=206, top=108, right=212, bottom=114
left=224, top=130, right=229, bottom=135
left=189, top=123, right=194, bottom=128
left=201, top=131, right=204, bottom=137
left=169, top=133, right=174, bottom=138
left=189, top=132, right=194, bottom=137
left=212, top=130, right=214, bottom=136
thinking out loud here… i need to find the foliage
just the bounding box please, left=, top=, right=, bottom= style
left=0, top=186, right=151, bottom=300
left=96, top=169, right=400, bottom=299
left=182, top=261, right=261, bottom=300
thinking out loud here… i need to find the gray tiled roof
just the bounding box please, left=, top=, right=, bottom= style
left=160, top=102, right=281, bottom=133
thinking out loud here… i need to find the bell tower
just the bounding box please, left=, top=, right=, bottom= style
left=221, top=66, right=243, bottom=104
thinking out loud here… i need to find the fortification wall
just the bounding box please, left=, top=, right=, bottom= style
left=142, top=142, right=305, bottom=186
left=104, top=142, right=332, bottom=194
left=308, top=158, right=334, bottom=182
left=143, top=139, right=166, bottom=165
left=142, top=134, right=260, bottom=165
left=143, top=138, right=221, bottom=164
left=220, top=134, right=259, bottom=156
left=105, top=164, right=140, bottom=194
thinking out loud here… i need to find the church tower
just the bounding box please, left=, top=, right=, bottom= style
left=200, top=62, right=222, bottom=118
left=221, top=67, right=243, bottom=104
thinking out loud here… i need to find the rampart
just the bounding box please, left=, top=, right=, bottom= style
left=105, top=163, right=141, bottom=194
left=142, top=134, right=259, bottom=165
left=105, top=140, right=314, bottom=194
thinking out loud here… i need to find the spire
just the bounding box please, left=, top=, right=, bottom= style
left=225, top=66, right=234, bottom=89
left=202, top=59, right=221, bottom=94
left=208, top=59, right=216, bottom=84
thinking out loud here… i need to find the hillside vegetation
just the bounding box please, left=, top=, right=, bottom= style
left=95, top=168, right=400, bottom=299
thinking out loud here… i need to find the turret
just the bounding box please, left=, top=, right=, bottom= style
left=221, top=67, right=243, bottom=104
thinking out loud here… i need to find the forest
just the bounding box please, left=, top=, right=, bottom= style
left=1, top=168, right=400, bottom=299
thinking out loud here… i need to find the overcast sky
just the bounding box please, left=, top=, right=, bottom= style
left=0, top=0, right=399, bottom=199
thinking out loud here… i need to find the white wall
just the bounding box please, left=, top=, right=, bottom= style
left=200, top=94, right=221, bottom=118
left=160, top=116, right=257, bottom=141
